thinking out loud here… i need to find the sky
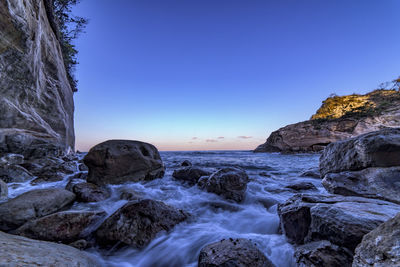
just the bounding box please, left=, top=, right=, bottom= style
left=72, top=0, right=400, bottom=151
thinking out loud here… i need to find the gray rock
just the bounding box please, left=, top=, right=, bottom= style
left=278, top=194, right=400, bottom=250
left=72, top=182, right=110, bottom=202
left=15, top=210, right=105, bottom=243
left=320, top=128, right=400, bottom=176
left=353, top=212, right=400, bottom=267
left=0, top=164, right=34, bottom=183
left=295, top=240, right=353, bottom=267
left=172, top=167, right=211, bottom=185
left=198, top=167, right=249, bottom=203
left=322, top=167, right=400, bottom=204
left=84, top=140, right=165, bottom=185
left=198, top=238, right=275, bottom=267
left=0, top=179, right=7, bottom=199
left=300, top=168, right=321, bottom=178
left=0, top=188, right=76, bottom=231
left=0, top=231, right=99, bottom=266
left=286, top=182, right=317, bottom=191
left=95, top=199, right=188, bottom=248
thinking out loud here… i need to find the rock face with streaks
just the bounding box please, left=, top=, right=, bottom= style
left=0, top=0, right=75, bottom=159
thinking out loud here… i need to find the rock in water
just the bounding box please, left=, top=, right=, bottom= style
left=353, top=212, right=400, bottom=266
left=84, top=140, right=165, bottom=185
left=0, top=188, right=75, bottom=231
left=172, top=167, right=211, bottom=185
left=198, top=167, right=249, bottom=202
left=95, top=199, right=188, bottom=248
left=0, top=0, right=75, bottom=158
left=0, top=164, right=34, bottom=183
left=0, top=179, right=7, bottom=199
left=72, top=182, right=110, bottom=202
left=0, top=231, right=99, bottom=266
left=198, top=238, right=275, bottom=267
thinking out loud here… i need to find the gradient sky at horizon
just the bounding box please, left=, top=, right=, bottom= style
left=72, top=0, right=400, bottom=151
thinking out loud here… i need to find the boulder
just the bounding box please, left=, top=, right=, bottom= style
left=0, top=179, right=7, bottom=199
left=0, top=164, right=34, bottom=183
left=198, top=167, right=249, bottom=202
left=322, top=167, right=400, bottom=204
left=286, top=182, right=317, bottom=191
left=320, top=128, right=400, bottom=176
left=294, top=240, right=353, bottom=267
left=0, top=188, right=75, bottom=231
left=278, top=194, right=400, bottom=250
left=0, top=231, right=99, bottom=266
left=172, top=167, right=211, bottom=185
left=353, top=212, right=400, bottom=266
left=84, top=140, right=165, bottom=185
left=72, top=182, right=110, bottom=202
left=198, top=238, right=275, bottom=267
left=95, top=199, right=188, bottom=248
left=15, top=211, right=105, bottom=243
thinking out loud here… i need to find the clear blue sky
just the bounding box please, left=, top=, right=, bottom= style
left=72, top=0, right=400, bottom=151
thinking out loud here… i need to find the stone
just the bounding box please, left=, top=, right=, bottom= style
left=198, top=167, right=249, bottom=203
left=95, top=199, right=188, bottom=248
left=286, top=182, right=317, bottom=191
left=0, top=153, right=24, bottom=165
left=320, top=128, right=400, bottom=176
left=78, top=163, right=88, bottom=171
left=181, top=160, right=192, bottom=166
left=15, top=210, right=105, bottom=243
left=322, top=167, right=400, bottom=204
left=198, top=238, right=275, bottom=267
left=295, top=240, right=353, bottom=267
left=0, top=179, right=7, bottom=199
left=0, top=164, right=34, bottom=183
left=300, top=168, right=321, bottom=178
left=84, top=140, right=165, bottom=185
left=278, top=194, right=400, bottom=250
left=0, top=231, right=99, bottom=266
left=0, top=188, right=76, bottom=231
left=72, top=182, right=110, bottom=202
left=353, top=212, right=400, bottom=267
left=172, top=167, right=211, bottom=185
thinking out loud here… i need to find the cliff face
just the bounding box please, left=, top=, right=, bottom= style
left=255, top=90, right=400, bottom=153
left=0, top=0, right=75, bottom=158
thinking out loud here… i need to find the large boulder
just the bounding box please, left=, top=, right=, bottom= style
left=0, top=231, right=99, bottom=266
left=172, top=167, right=211, bottom=185
left=95, top=199, right=188, bottom=248
left=353, top=212, right=400, bottom=266
left=84, top=140, right=165, bottom=185
left=320, top=128, right=400, bottom=177
left=198, top=238, right=275, bottom=267
left=278, top=194, right=400, bottom=250
left=72, top=182, right=110, bottom=202
left=322, top=167, right=400, bottom=204
left=15, top=210, right=105, bottom=243
left=198, top=167, right=249, bottom=202
left=0, top=188, right=75, bottom=231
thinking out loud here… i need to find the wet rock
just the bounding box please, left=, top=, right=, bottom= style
left=286, top=182, right=317, bottom=191
left=69, top=239, right=88, bottom=250
left=95, top=199, right=188, bottom=248
left=172, top=167, right=211, bottom=185
left=29, top=160, right=78, bottom=184
left=295, top=240, right=353, bottom=267
left=0, top=153, right=24, bottom=165
left=78, top=163, right=88, bottom=171
left=0, top=231, right=99, bottom=266
left=119, top=188, right=143, bottom=201
left=278, top=194, right=400, bottom=250
left=198, top=167, right=249, bottom=203
left=181, top=160, right=192, bottom=167
left=0, top=164, right=34, bottom=183
left=69, top=171, right=88, bottom=180
left=300, top=168, right=321, bottom=178
left=72, top=182, right=110, bottom=202
left=84, top=140, right=165, bottom=185
left=65, top=178, right=86, bottom=191
left=353, top=212, right=400, bottom=266
left=0, top=188, right=76, bottom=231
left=198, top=238, right=275, bottom=267
left=15, top=211, right=105, bottom=243
left=322, top=167, right=400, bottom=204
left=0, top=179, right=7, bottom=199
left=320, top=128, right=400, bottom=176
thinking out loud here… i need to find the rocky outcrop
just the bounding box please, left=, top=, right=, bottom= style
left=0, top=188, right=75, bottom=231
left=172, top=167, right=211, bottom=185
left=198, top=238, right=275, bottom=267
left=0, top=0, right=75, bottom=158
left=95, top=199, right=188, bottom=248
left=353, top=212, right=400, bottom=266
left=255, top=90, right=400, bottom=153
left=84, top=140, right=165, bottom=185
left=0, top=231, right=99, bottom=266
left=72, top=182, right=110, bottom=202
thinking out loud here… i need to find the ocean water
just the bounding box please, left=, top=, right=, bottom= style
left=6, top=151, right=323, bottom=267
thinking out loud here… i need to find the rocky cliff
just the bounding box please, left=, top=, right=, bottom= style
left=0, top=0, right=74, bottom=159
left=255, top=89, right=400, bottom=153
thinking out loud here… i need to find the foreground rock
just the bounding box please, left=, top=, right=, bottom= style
left=72, top=182, right=110, bottom=202
left=84, top=140, right=165, bottom=185
left=198, top=238, right=275, bottom=267
left=198, top=167, right=249, bottom=202
left=172, top=167, right=211, bottom=185
left=353, top=212, right=400, bottom=266
left=0, top=189, right=75, bottom=231
left=15, top=211, right=105, bottom=243
left=0, top=231, right=99, bottom=266
left=0, top=179, right=7, bottom=199
left=96, top=199, right=188, bottom=248
left=278, top=194, right=400, bottom=250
